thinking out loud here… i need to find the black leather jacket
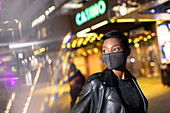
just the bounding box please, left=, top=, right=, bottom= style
left=71, top=69, right=148, bottom=113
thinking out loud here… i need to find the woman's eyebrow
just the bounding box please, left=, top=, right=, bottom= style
left=111, top=44, right=121, bottom=47
left=102, top=44, right=121, bottom=48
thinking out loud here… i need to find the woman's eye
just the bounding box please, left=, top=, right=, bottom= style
left=102, top=49, right=107, bottom=53
left=113, top=48, right=119, bottom=51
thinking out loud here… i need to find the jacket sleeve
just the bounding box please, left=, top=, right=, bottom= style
left=71, top=81, right=93, bottom=113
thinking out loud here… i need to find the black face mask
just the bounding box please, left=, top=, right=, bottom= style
left=102, top=51, right=126, bottom=70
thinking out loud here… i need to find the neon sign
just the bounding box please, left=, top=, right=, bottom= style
left=75, top=0, right=106, bottom=26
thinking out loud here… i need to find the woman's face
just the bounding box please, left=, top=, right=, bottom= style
left=102, top=38, right=125, bottom=54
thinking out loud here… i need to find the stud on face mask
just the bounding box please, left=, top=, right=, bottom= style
left=102, top=51, right=126, bottom=70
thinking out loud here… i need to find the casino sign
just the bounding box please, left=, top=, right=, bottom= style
left=75, top=0, right=107, bottom=26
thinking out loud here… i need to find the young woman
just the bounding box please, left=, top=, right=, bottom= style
left=71, top=30, right=148, bottom=113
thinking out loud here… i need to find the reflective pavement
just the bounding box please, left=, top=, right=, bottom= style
left=1, top=65, right=170, bottom=113
left=138, top=77, right=170, bottom=113
left=1, top=64, right=71, bottom=113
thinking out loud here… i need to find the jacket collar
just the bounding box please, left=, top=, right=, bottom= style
left=101, top=68, right=136, bottom=87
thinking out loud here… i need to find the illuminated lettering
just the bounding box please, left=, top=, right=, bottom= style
left=98, top=0, right=106, bottom=14
left=75, top=13, right=81, bottom=26
left=75, top=0, right=106, bottom=26
left=81, top=11, right=87, bottom=24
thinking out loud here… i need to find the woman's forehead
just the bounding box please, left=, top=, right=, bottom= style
left=103, top=38, right=122, bottom=45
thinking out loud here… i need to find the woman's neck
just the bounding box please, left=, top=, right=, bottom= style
left=112, top=67, right=126, bottom=79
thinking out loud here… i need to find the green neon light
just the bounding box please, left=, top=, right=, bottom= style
left=75, top=0, right=106, bottom=26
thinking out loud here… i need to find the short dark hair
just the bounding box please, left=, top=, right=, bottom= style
left=102, top=30, right=129, bottom=50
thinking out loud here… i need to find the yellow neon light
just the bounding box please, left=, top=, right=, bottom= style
left=91, top=20, right=108, bottom=30
left=62, top=44, right=65, bottom=48
left=156, top=21, right=164, bottom=25
left=147, top=35, right=152, bottom=39
left=116, top=19, right=135, bottom=23
left=143, top=37, right=148, bottom=41
left=128, top=39, right=132, bottom=43
left=85, top=36, right=91, bottom=41
left=77, top=38, right=84, bottom=47
left=39, top=48, right=45, bottom=53
left=124, top=32, right=128, bottom=36
left=71, top=53, right=75, bottom=58
left=97, top=34, right=104, bottom=40
left=83, top=40, right=88, bottom=45
left=93, top=48, right=98, bottom=53
left=72, top=40, right=77, bottom=48
left=91, top=36, right=96, bottom=41
left=138, top=19, right=156, bottom=22
left=110, top=19, right=115, bottom=23
left=133, top=38, right=140, bottom=43
left=82, top=51, right=87, bottom=56
left=87, top=50, right=92, bottom=55
left=89, top=39, right=94, bottom=43
left=34, top=50, right=39, bottom=55
left=76, top=28, right=91, bottom=37
left=67, top=43, right=71, bottom=48
left=116, top=19, right=156, bottom=23
left=139, top=36, right=143, bottom=40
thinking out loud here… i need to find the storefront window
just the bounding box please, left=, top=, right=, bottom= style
left=127, top=27, right=160, bottom=77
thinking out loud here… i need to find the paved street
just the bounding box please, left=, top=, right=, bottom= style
left=8, top=67, right=170, bottom=113
left=31, top=75, right=170, bottom=113
left=138, top=77, right=170, bottom=113
left=9, top=66, right=71, bottom=113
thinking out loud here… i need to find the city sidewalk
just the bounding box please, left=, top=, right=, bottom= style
left=36, top=76, right=170, bottom=113
left=12, top=74, right=170, bottom=113
left=137, top=76, right=170, bottom=113
left=29, top=76, right=170, bottom=113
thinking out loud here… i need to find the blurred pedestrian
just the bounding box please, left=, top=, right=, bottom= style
left=71, top=30, right=148, bottom=113
left=68, top=63, right=85, bottom=108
